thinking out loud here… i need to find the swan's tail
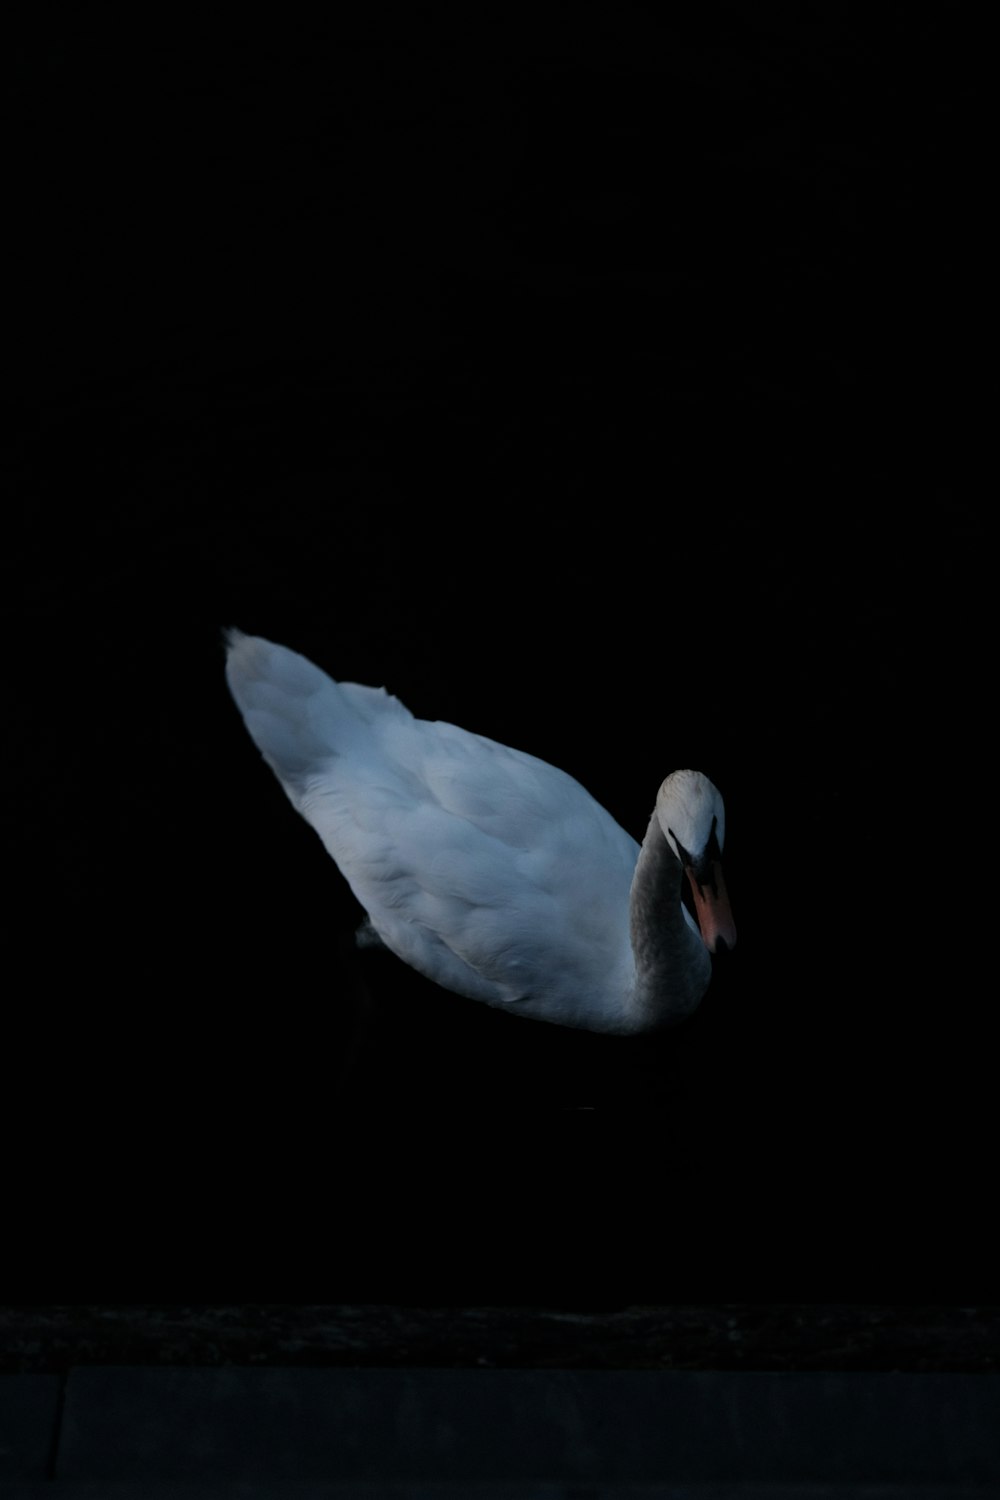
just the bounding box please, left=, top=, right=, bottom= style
left=224, top=630, right=406, bottom=797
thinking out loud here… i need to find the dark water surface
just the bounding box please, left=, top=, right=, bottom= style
left=6, top=11, right=991, bottom=1307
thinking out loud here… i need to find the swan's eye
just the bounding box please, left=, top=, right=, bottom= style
left=668, top=828, right=693, bottom=867
left=670, top=816, right=722, bottom=897
left=668, top=816, right=720, bottom=869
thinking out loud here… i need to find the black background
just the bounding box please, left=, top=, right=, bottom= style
left=6, top=10, right=991, bottom=1307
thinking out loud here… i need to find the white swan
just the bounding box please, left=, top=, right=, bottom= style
left=225, top=632, right=735, bottom=1035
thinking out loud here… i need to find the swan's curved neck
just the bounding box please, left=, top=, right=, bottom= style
left=626, top=811, right=711, bottom=1030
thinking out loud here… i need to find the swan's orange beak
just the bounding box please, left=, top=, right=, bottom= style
left=686, top=862, right=737, bottom=953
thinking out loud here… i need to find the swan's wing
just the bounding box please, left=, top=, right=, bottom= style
left=342, top=732, right=641, bottom=1008
left=226, top=633, right=640, bottom=1012
left=225, top=630, right=412, bottom=784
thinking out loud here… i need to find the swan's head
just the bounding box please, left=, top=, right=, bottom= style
left=656, top=770, right=736, bottom=954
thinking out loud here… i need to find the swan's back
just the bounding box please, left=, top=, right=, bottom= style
left=225, top=632, right=642, bottom=1028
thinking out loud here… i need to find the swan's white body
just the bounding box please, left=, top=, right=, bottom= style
left=225, top=633, right=735, bottom=1035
